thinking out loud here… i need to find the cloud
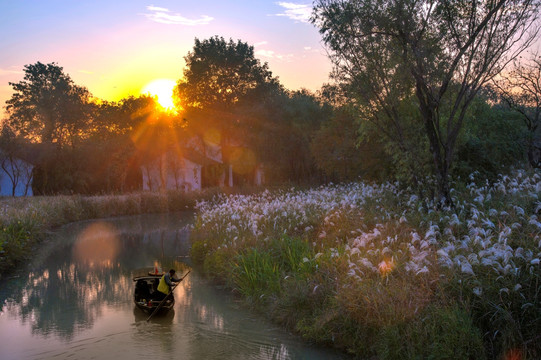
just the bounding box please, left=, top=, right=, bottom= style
left=78, top=70, right=94, bottom=74
left=147, top=5, right=169, bottom=12
left=255, top=48, right=294, bottom=62
left=0, top=68, right=23, bottom=76
left=143, top=5, right=214, bottom=25
left=254, top=41, right=294, bottom=62
left=274, top=2, right=312, bottom=23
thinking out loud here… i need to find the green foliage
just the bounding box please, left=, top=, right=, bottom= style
left=175, top=36, right=278, bottom=110
left=203, top=248, right=232, bottom=283
left=312, top=0, right=539, bottom=204
left=269, top=236, right=315, bottom=275
left=376, top=305, right=486, bottom=360
left=232, top=248, right=281, bottom=301
left=0, top=221, right=41, bottom=274
left=449, top=256, right=541, bottom=358
left=190, top=240, right=208, bottom=265
left=243, top=89, right=331, bottom=183
left=492, top=54, right=541, bottom=168
left=311, top=107, right=388, bottom=182
left=454, top=98, right=527, bottom=183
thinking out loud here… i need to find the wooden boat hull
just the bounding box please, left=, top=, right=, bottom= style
left=134, top=298, right=174, bottom=315
left=133, top=274, right=175, bottom=316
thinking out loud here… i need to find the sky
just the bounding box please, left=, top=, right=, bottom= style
left=0, top=0, right=332, bottom=113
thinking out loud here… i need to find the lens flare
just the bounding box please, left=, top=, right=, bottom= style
left=378, top=258, right=395, bottom=277
left=73, top=222, right=120, bottom=268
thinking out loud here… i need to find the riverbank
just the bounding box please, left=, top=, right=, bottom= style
left=0, top=189, right=221, bottom=277
left=190, top=170, right=541, bottom=359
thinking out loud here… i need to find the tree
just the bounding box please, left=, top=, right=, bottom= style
left=0, top=126, right=34, bottom=196
left=236, top=88, right=331, bottom=184
left=311, top=106, right=393, bottom=182
left=175, top=36, right=278, bottom=110
left=88, top=95, right=175, bottom=193
left=174, top=36, right=280, bottom=186
left=5, top=62, right=92, bottom=147
left=454, top=94, right=527, bottom=182
left=492, top=53, right=541, bottom=167
left=313, top=0, right=540, bottom=205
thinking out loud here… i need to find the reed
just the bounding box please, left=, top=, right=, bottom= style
left=191, top=169, right=541, bottom=358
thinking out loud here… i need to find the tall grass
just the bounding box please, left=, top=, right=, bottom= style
left=191, top=169, right=541, bottom=358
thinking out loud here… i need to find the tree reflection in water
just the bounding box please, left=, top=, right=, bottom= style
left=0, top=212, right=192, bottom=341
left=0, top=212, right=346, bottom=360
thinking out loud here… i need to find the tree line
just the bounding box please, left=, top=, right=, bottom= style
left=1, top=0, right=540, bottom=199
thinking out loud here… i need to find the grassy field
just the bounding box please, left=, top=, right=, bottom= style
left=190, top=170, right=541, bottom=359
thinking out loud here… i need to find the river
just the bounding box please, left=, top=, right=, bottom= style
left=0, top=212, right=347, bottom=360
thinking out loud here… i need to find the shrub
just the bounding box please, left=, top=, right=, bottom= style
left=0, top=221, right=41, bottom=274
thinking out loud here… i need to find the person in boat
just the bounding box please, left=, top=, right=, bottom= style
left=154, top=269, right=180, bottom=301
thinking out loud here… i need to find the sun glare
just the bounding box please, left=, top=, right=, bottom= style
left=142, top=79, right=176, bottom=110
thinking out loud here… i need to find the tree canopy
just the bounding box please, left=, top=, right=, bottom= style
left=175, top=36, right=279, bottom=111
left=5, top=62, right=92, bottom=147
left=312, top=0, right=540, bottom=205
left=174, top=36, right=286, bottom=185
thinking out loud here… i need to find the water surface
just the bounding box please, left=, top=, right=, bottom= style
left=0, top=212, right=346, bottom=360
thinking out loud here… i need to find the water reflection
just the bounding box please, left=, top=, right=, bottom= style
left=0, top=212, right=346, bottom=360
left=0, top=212, right=192, bottom=341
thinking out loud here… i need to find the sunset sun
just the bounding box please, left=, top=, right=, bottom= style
left=142, top=79, right=176, bottom=110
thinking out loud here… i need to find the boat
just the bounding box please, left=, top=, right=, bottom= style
left=133, top=273, right=174, bottom=315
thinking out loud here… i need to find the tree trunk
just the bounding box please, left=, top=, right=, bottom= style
left=415, top=81, right=454, bottom=207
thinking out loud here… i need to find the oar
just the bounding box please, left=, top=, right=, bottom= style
left=146, top=270, right=191, bottom=322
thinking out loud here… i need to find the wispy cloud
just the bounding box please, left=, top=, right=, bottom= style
left=147, top=5, right=169, bottom=12
left=255, top=47, right=294, bottom=62
left=0, top=68, right=23, bottom=76
left=274, top=2, right=312, bottom=23
left=78, top=69, right=94, bottom=74
left=143, top=5, right=214, bottom=25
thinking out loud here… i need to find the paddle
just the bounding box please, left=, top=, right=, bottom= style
left=146, top=270, right=191, bottom=322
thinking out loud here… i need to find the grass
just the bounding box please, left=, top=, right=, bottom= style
left=190, top=169, right=541, bottom=359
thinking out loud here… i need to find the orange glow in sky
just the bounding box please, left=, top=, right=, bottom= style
left=0, top=2, right=332, bottom=113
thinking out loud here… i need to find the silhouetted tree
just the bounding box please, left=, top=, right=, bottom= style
left=492, top=53, right=541, bottom=167
left=5, top=62, right=92, bottom=147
